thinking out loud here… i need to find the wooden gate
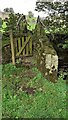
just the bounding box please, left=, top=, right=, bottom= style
left=10, top=30, right=32, bottom=65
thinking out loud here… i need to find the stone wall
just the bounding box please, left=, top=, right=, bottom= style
left=34, top=16, right=58, bottom=82
left=36, top=38, right=58, bottom=83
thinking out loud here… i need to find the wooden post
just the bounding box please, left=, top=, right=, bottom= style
left=10, top=29, right=15, bottom=65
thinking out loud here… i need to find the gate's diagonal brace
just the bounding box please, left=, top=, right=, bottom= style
left=16, top=36, right=31, bottom=57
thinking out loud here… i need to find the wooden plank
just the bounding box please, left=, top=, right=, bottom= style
left=26, top=37, right=29, bottom=55
left=16, top=36, right=30, bottom=57
left=14, top=38, right=18, bottom=54
left=29, top=37, right=32, bottom=55
left=22, top=37, right=25, bottom=55
left=24, top=36, right=26, bottom=55
left=10, top=29, right=15, bottom=65
left=18, top=37, right=21, bottom=52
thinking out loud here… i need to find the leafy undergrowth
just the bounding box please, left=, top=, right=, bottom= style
left=2, top=63, right=66, bottom=119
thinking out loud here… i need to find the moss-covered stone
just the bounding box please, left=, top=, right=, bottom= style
left=34, top=16, right=58, bottom=82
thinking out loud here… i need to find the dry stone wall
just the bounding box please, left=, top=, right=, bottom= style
left=34, top=16, right=58, bottom=82
left=36, top=39, right=58, bottom=82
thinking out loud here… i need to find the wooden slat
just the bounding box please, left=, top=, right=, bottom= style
left=15, top=38, right=18, bottom=54
left=18, top=37, right=21, bottom=51
left=16, top=36, right=30, bottom=57
left=26, top=37, right=29, bottom=55
left=10, top=29, right=15, bottom=65
left=22, top=37, right=25, bottom=55
left=29, top=37, right=32, bottom=55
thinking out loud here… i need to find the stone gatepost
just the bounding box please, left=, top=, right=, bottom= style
left=34, top=16, right=58, bottom=82
left=36, top=39, right=58, bottom=83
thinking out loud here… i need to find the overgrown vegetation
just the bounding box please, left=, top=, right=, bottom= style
left=35, top=0, right=68, bottom=49
left=2, top=63, right=66, bottom=118
left=1, top=1, right=67, bottom=119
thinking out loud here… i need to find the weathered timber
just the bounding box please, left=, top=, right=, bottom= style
left=10, top=29, right=15, bottom=65
left=22, top=37, right=25, bottom=55
left=16, top=36, right=31, bottom=57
